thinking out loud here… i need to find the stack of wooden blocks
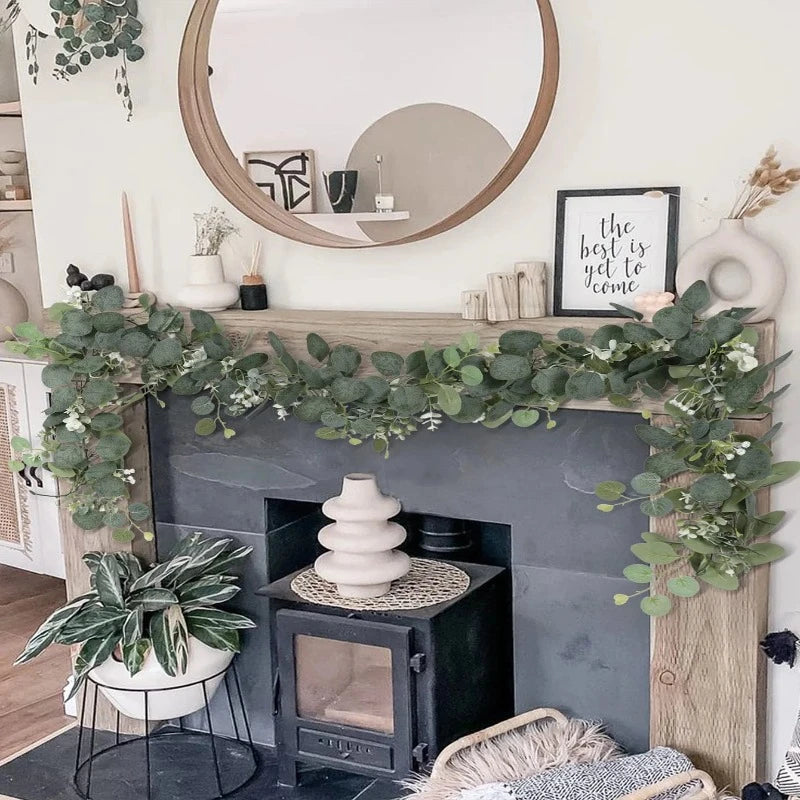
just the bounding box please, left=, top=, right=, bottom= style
left=462, top=261, right=548, bottom=322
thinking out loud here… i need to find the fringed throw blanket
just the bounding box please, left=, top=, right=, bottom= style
left=458, top=747, right=700, bottom=800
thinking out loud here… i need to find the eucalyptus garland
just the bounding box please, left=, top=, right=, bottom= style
left=1, top=0, right=143, bottom=120
left=5, top=280, right=796, bottom=617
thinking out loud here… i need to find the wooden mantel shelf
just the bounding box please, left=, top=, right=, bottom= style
left=43, top=307, right=776, bottom=415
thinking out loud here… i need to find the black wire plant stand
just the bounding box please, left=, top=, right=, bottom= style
left=73, top=661, right=259, bottom=800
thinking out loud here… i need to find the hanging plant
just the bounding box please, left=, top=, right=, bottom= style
left=1, top=0, right=144, bottom=120
left=4, top=280, right=797, bottom=618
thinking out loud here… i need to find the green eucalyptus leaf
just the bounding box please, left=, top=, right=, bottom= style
left=490, top=354, right=531, bottom=382
left=557, top=327, right=584, bottom=344
left=460, top=365, right=484, bottom=386
left=641, top=594, right=672, bottom=617
left=437, top=385, right=462, bottom=416
left=532, top=366, right=569, bottom=397
left=623, top=564, right=653, bottom=584
left=371, top=351, right=405, bottom=377
left=41, top=364, right=74, bottom=388
left=389, top=386, right=427, bottom=416
left=120, top=330, right=154, bottom=358
left=499, top=330, right=542, bottom=356
left=651, top=306, right=693, bottom=340
left=329, top=344, right=361, bottom=376
left=190, top=396, right=216, bottom=417
left=645, top=452, right=687, bottom=479
left=690, top=474, right=733, bottom=505
left=83, top=378, right=117, bottom=408
left=511, top=409, right=540, bottom=428
left=95, top=431, right=132, bottom=461
left=149, top=338, right=183, bottom=368
left=61, top=309, right=93, bottom=336
left=189, top=309, right=217, bottom=333
left=631, top=542, right=680, bottom=565
left=306, top=333, right=330, bottom=362
left=565, top=371, right=605, bottom=400
left=640, top=496, right=674, bottom=517
left=704, top=314, right=744, bottom=345
left=128, top=503, right=152, bottom=522
left=195, top=418, right=217, bottom=436
left=678, top=281, right=711, bottom=313
left=595, top=480, right=626, bottom=501
left=631, top=472, right=662, bottom=496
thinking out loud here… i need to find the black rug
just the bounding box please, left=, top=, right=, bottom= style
left=0, top=729, right=404, bottom=800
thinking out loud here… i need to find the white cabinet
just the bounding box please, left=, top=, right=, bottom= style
left=0, top=357, right=64, bottom=578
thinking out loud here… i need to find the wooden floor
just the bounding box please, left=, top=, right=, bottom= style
left=0, top=566, right=73, bottom=762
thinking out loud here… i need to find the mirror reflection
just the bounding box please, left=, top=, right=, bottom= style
left=209, top=0, right=545, bottom=243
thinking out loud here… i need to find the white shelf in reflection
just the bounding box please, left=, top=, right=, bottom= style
left=299, top=211, right=410, bottom=243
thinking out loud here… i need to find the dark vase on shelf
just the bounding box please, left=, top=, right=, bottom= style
left=324, top=170, right=358, bottom=214
left=239, top=276, right=268, bottom=310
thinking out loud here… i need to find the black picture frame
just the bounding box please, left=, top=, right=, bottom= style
left=553, top=187, right=680, bottom=317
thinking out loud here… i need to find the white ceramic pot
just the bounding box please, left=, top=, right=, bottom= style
left=177, top=255, right=239, bottom=312
left=0, top=278, right=28, bottom=342
left=315, top=473, right=411, bottom=598
left=89, top=637, right=234, bottom=721
left=676, top=218, right=785, bottom=323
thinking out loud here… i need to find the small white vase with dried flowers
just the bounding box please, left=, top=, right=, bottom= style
left=676, top=146, right=799, bottom=322
left=177, top=207, right=240, bottom=312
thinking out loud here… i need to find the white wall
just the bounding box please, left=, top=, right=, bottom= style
left=210, top=0, right=541, bottom=197
left=12, top=0, right=800, bottom=775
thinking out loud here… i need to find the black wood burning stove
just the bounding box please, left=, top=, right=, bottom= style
left=260, top=561, right=513, bottom=786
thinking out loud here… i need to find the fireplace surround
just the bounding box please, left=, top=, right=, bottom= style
left=49, top=309, right=775, bottom=789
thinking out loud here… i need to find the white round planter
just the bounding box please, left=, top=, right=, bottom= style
left=89, top=637, right=234, bottom=721
left=315, top=473, right=411, bottom=598
left=0, top=279, right=28, bottom=342
left=177, top=255, right=239, bottom=312
left=676, top=218, right=785, bottom=323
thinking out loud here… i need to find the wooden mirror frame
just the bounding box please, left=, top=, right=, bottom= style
left=178, top=0, right=560, bottom=249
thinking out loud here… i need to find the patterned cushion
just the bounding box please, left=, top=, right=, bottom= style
left=460, top=747, right=699, bottom=800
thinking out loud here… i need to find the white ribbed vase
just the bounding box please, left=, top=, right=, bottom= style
left=314, top=473, right=411, bottom=599
left=177, top=255, right=239, bottom=312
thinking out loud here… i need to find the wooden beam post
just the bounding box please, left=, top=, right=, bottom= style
left=649, top=415, right=770, bottom=788
left=59, top=395, right=156, bottom=734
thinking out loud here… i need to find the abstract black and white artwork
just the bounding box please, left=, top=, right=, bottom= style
left=554, top=187, right=680, bottom=317
left=244, top=150, right=316, bottom=213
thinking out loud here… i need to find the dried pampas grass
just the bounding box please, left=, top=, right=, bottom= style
left=730, top=146, right=800, bottom=219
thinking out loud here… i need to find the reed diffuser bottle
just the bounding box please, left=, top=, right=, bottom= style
left=239, top=241, right=268, bottom=311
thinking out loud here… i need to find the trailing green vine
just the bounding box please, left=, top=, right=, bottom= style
left=4, top=280, right=796, bottom=617
left=1, top=0, right=143, bottom=120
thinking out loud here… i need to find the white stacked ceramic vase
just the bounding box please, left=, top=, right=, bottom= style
left=315, top=473, right=411, bottom=598
left=177, top=254, right=239, bottom=312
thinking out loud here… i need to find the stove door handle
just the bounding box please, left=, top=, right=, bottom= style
left=272, top=670, right=281, bottom=716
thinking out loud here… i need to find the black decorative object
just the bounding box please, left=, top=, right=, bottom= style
left=73, top=662, right=258, bottom=800
left=261, top=561, right=513, bottom=787
left=761, top=630, right=799, bottom=667
left=324, top=170, right=358, bottom=214
left=240, top=282, right=268, bottom=311
left=553, top=187, right=680, bottom=317
left=417, top=514, right=474, bottom=558
left=742, top=783, right=789, bottom=800
left=66, top=265, right=116, bottom=292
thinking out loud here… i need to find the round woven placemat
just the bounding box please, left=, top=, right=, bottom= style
left=290, top=558, right=470, bottom=611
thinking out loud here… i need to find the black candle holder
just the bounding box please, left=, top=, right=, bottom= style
left=239, top=282, right=268, bottom=310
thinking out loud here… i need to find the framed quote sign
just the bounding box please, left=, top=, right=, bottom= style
left=554, top=187, right=680, bottom=316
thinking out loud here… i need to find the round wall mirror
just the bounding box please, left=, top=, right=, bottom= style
left=179, top=0, right=559, bottom=248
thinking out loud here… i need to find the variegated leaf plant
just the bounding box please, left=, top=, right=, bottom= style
left=15, top=534, right=255, bottom=698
